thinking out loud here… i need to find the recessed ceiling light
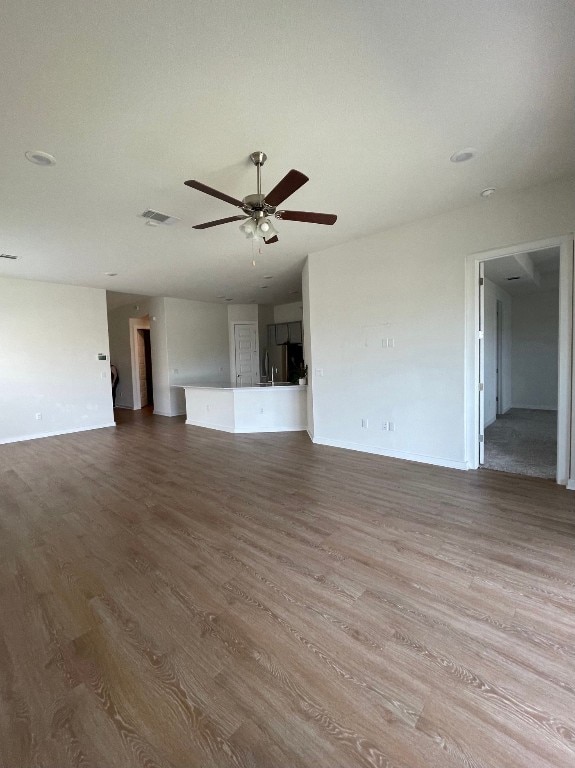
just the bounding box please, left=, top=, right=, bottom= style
left=25, top=150, right=56, bottom=166
left=0, top=253, right=18, bottom=260
left=216, top=295, right=225, bottom=299
left=259, top=285, right=268, bottom=289
left=263, top=275, right=274, bottom=280
left=104, top=272, right=118, bottom=277
left=480, top=187, right=496, bottom=198
left=450, top=148, right=476, bottom=163
left=507, top=276, right=521, bottom=281
left=225, top=298, right=233, bottom=302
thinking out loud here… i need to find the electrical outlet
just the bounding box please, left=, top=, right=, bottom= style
left=388, top=421, right=395, bottom=431
left=361, top=418, right=368, bottom=429
left=387, top=337, right=395, bottom=348
left=35, top=412, right=42, bottom=420
left=260, top=407, right=264, bottom=414
left=315, top=368, right=324, bottom=377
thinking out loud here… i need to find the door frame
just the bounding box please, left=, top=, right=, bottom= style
left=230, top=322, right=259, bottom=386
left=129, top=316, right=151, bottom=410
left=465, top=234, right=574, bottom=486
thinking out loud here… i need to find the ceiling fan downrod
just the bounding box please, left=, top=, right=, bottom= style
left=249, top=151, right=267, bottom=198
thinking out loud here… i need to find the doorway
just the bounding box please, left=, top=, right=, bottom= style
left=466, top=236, right=574, bottom=486
left=232, top=322, right=259, bottom=386
left=137, top=328, right=153, bottom=407
left=482, top=249, right=560, bottom=478
left=129, top=316, right=153, bottom=410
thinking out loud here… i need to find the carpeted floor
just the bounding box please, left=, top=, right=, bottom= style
left=483, top=408, right=557, bottom=479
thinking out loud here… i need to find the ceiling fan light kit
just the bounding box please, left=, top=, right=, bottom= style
left=184, top=151, right=337, bottom=244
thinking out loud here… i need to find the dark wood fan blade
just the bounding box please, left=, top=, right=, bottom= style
left=276, top=210, right=337, bottom=225
left=193, top=215, right=248, bottom=230
left=264, top=170, right=309, bottom=207
left=184, top=180, right=244, bottom=208
left=264, top=235, right=279, bottom=244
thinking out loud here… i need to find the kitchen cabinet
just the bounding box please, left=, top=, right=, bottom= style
left=265, top=321, right=304, bottom=382
left=288, top=321, right=302, bottom=344
left=271, top=321, right=302, bottom=345
left=275, top=323, right=289, bottom=345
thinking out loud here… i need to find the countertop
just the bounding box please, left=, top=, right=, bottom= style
left=180, top=383, right=307, bottom=391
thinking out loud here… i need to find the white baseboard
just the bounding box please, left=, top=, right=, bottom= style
left=312, top=435, right=468, bottom=471
left=566, top=479, right=575, bottom=491
left=153, top=409, right=186, bottom=417
left=0, top=422, right=116, bottom=446
left=185, top=419, right=306, bottom=434
left=511, top=405, right=558, bottom=411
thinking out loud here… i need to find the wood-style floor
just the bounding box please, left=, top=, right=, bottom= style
left=1, top=409, right=574, bottom=768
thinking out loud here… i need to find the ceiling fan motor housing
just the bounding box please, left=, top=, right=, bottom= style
left=242, top=193, right=276, bottom=218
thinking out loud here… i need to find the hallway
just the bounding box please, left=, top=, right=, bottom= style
left=484, top=408, right=557, bottom=479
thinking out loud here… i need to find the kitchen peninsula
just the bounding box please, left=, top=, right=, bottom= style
left=181, top=383, right=307, bottom=433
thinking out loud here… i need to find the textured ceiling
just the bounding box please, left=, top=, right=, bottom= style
left=1, top=0, right=574, bottom=304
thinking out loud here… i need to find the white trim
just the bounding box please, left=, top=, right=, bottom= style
left=312, top=435, right=468, bottom=471
left=465, top=234, right=574, bottom=487
left=0, top=422, right=116, bottom=445
left=153, top=409, right=185, bottom=417
left=185, top=419, right=305, bottom=434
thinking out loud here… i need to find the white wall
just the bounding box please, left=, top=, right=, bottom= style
left=483, top=279, right=512, bottom=426
left=306, top=176, right=575, bottom=468
left=0, top=277, right=114, bottom=443
left=108, top=295, right=231, bottom=417
left=512, top=289, right=559, bottom=410
left=166, top=298, right=230, bottom=416
left=274, top=302, right=303, bottom=323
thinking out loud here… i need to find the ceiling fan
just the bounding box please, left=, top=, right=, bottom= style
left=184, top=151, right=337, bottom=244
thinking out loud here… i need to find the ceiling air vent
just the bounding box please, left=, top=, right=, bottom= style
left=0, top=253, right=18, bottom=260
left=140, top=209, right=180, bottom=226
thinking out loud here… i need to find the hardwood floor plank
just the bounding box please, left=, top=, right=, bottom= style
left=0, top=409, right=574, bottom=766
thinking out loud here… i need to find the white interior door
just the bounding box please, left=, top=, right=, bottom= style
left=478, top=262, right=485, bottom=464
left=234, top=323, right=259, bottom=386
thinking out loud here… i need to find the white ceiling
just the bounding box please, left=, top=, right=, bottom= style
left=484, top=246, right=560, bottom=295
left=1, top=0, right=574, bottom=305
